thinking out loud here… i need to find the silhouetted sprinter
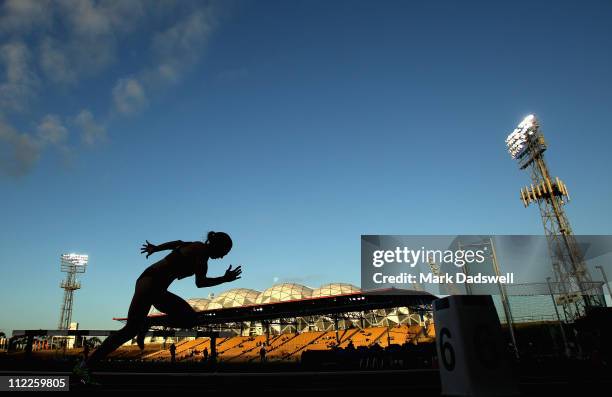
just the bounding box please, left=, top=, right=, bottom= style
left=74, top=231, right=241, bottom=384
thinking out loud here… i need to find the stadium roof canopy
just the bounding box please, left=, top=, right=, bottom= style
left=256, top=283, right=313, bottom=304
left=150, top=282, right=356, bottom=315
left=207, top=288, right=261, bottom=310
left=312, top=283, right=360, bottom=298
left=117, top=288, right=435, bottom=326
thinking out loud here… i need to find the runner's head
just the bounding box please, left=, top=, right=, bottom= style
left=206, top=231, right=232, bottom=259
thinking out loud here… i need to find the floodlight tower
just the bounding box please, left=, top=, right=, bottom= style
left=58, top=254, right=88, bottom=330
left=505, top=115, right=603, bottom=321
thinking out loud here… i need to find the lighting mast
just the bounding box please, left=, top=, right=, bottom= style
left=505, top=115, right=603, bottom=321
left=58, top=253, right=88, bottom=330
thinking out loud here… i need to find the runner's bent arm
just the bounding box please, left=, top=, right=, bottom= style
left=195, top=260, right=242, bottom=288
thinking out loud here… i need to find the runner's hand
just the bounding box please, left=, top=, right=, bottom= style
left=140, top=240, right=157, bottom=258
left=223, top=265, right=242, bottom=282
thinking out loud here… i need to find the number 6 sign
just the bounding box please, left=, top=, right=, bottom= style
left=433, top=295, right=519, bottom=396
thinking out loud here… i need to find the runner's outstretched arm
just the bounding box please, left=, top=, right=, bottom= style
left=140, top=240, right=185, bottom=258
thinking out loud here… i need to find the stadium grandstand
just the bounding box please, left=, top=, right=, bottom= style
left=106, top=282, right=437, bottom=363
left=10, top=281, right=598, bottom=370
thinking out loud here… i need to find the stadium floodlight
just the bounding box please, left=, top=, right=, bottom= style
left=62, top=253, right=89, bottom=266
left=505, top=114, right=538, bottom=159
left=60, top=253, right=88, bottom=273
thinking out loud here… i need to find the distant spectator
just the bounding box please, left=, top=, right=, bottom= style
left=347, top=340, right=355, bottom=350
left=83, top=341, right=90, bottom=360
left=203, top=347, right=209, bottom=362
left=170, top=343, right=176, bottom=363
left=260, top=343, right=267, bottom=363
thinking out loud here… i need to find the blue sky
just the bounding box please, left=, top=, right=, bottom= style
left=1, top=0, right=611, bottom=335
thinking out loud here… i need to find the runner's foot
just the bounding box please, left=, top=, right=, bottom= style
left=72, top=362, right=100, bottom=386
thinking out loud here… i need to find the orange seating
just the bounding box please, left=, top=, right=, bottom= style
left=138, top=324, right=433, bottom=362
left=220, top=335, right=267, bottom=362
left=268, top=332, right=323, bottom=361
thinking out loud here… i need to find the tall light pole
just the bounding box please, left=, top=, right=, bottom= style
left=505, top=115, right=604, bottom=321
left=58, top=254, right=88, bottom=330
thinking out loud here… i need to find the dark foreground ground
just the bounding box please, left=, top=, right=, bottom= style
left=0, top=358, right=610, bottom=394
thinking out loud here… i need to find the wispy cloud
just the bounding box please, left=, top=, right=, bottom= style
left=0, top=41, right=38, bottom=112
left=39, top=38, right=77, bottom=85
left=0, top=0, right=52, bottom=33
left=0, top=119, right=41, bottom=177
left=0, top=0, right=223, bottom=177
left=113, top=5, right=218, bottom=115
left=113, top=78, right=148, bottom=115
left=37, top=115, right=68, bottom=146
left=75, top=109, right=107, bottom=147
left=46, top=0, right=146, bottom=80
left=0, top=113, right=70, bottom=177
left=1, top=0, right=146, bottom=100
left=0, top=109, right=105, bottom=176
left=150, top=8, right=215, bottom=85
